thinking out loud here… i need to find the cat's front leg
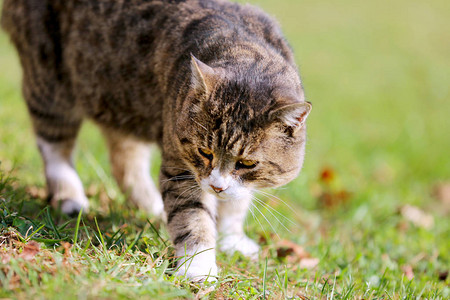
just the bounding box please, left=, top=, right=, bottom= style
left=217, top=194, right=260, bottom=260
left=160, top=170, right=218, bottom=282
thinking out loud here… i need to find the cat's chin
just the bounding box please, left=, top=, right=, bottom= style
left=213, top=193, right=236, bottom=202
left=203, top=187, right=252, bottom=202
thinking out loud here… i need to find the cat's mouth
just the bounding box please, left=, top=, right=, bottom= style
left=205, top=186, right=230, bottom=200
left=201, top=182, right=250, bottom=202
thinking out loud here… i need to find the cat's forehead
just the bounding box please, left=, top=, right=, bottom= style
left=210, top=78, right=277, bottom=114
left=208, top=116, right=265, bottom=157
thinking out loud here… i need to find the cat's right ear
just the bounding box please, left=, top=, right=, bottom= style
left=190, top=54, right=216, bottom=94
left=269, top=101, right=312, bottom=133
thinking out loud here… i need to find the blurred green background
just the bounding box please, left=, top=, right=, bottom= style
left=0, top=0, right=449, bottom=297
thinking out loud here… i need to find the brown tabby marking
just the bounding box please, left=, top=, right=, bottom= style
left=2, top=0, right=311, bottom=281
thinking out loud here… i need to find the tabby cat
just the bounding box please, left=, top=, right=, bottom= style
left=1, top=0, right=311, bottom=281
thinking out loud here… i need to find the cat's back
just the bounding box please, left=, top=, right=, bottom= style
left=2, top=0, right=298, bottom=140
left=2, top=0, right=292, bottom=68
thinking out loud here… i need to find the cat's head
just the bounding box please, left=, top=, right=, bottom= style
left=176, top=55, right=311, bottom=200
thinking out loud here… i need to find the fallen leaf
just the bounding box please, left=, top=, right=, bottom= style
left=316, top=166, right=353, bottom=209
left=319, top=190, right=351, bottom=208
left=319, top=167, right=335, bottom=184
left=296, top=293, right=311, bottom=300
left=61, top=241, right=72, bottom=259
left=18, top=240, right=40, bottom=261
left=400, top=205, right=434, bottom=229
left=277, top=246, right=294, bottom=258
left=433, top=183, right=450, bottom=213
left=275, top=240, right=319, bottom=269
left=276, top=240, right=309, bottom=260
left=401, top=265, right=414, bottom=280
left=438, top=270, right=448, bottom=281
left=1, top=253, right=11, bottom=264
left=298, top=258, right=319, bottom=269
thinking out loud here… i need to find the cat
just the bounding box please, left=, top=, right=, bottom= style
left=1, top=0, right=311, bottom=281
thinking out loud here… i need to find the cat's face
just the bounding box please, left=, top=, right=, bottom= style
left=176, top=56, right=311, bottom=201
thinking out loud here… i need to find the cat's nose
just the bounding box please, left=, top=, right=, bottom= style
left=210, top=184, right=227, bottom=194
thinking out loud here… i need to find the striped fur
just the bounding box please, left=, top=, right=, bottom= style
left=2, top=0, right=311, bottom=281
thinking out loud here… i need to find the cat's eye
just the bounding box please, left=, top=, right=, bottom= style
left=236, top=159, right=258, bottom=170
left=198, top=148, right=214, bottom=160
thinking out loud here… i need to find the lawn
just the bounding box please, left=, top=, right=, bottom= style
left=0, top=0, right=449, bottom=299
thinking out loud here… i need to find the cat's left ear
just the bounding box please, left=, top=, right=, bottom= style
left=269, top=101, right=312, bottom=131
left=190, top=54, right=216, bottom=94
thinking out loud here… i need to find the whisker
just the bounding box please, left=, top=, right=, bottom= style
left=257, top=189, right=302, bottom=219
left=174, top=185, right=202, bottom=207
left=252, top=195, right=297, bottom=226
left=252, top=196, right=293, bottom=233
left=248, top=205, right=267, bottom=237
left=160, top=175, right=196, bottom=185
left=159, top=166, right=193, bottom=172
left=250, top=202, right=279, bottom=239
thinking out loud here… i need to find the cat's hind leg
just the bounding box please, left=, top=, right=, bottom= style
left=25, top=89, right=88, bottom=215
left=102, top=128, right=164, bottom=218
left=37, top=137, right=89, bottom=215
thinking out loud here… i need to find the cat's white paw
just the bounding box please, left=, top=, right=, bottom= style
left=219, top=234, right=260, bottom=260
left=45, top=163, right=90, bottom=216
left=174, top=262, right=218, bottom=283
left=128, top=182, right=165, bottom=219
left=142, top=192, right=164, bottom=219
left=59, top=197, right=89, bottom=216
left=174, top=247, right=218, bottom=282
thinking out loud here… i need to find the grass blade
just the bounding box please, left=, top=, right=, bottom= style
left=73, top=208, right=83, bottom=245
left=26, top=223, right=45, bottom=241
left=45, top=207, right=61, bottom=240
left=263, top=257, right=268, bottom=299
left=94, top=217, right=110, bottom=259
left=125, top=229, right=143, bottom=253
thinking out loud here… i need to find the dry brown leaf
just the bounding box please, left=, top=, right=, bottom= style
left=319, top=190, right=351, bottom=208
left=433, top=183, right=450, bottom=213
left=400, top=205, right=434, bottom=229
left=61, top=241, right=72, bottom=260
left=316, top=167, right=352, bottom=208
left=276, top=239, right=309, bottom=260
left=18, top=240, right=40, bottom=261
left=1, top=252, right=11, bottom=264
left=296, top=292, right=311, bottom=300
left=438, top=270, right=448, bottom=281
left=275, top=240, right=319, bottom=269
left=319, top=167, right=336, bottom=184
left=298, top=258, right=319, bottom=269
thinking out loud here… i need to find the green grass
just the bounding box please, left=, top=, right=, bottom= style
left=1, top=0, right=449, bottom=298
